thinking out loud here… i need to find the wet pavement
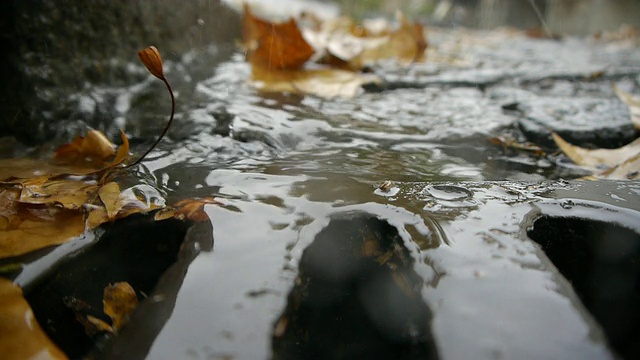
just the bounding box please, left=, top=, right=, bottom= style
left=7, top=21, right=640, bottom=360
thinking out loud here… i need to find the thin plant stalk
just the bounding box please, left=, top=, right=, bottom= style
left=128, top=46, right=174, bottom=167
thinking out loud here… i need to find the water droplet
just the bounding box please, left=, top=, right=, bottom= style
left=426, top=185, right=473, bottom=201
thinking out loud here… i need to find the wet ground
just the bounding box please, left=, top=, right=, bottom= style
left=6, top=20, right=640, bottom=360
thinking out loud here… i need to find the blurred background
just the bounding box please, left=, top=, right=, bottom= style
left=1, top=0, right=638, bottom=145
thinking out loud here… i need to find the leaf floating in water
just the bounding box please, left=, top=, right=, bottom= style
left=0, top=278, right=67, bottom=360
left=103, top=282, right=139, bottom=332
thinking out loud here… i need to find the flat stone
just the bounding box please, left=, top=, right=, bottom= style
left=517, top=96, right=636, bottom=148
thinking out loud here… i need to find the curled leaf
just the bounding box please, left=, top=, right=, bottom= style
left=552, top=132, right=640, bottom=168
left=54, top=130, right=116, bottom=168
left=98, top=182, right=122, bottom=221
left=138, top=46, right=165, bottom=80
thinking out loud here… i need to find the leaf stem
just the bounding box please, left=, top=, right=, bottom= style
left=128, top=77, right=175, bottom=167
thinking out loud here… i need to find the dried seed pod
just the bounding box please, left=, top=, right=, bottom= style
left=138, top=46, right=165, bottom=80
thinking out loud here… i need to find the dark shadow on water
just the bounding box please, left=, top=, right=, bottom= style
left=528, top=216, right=640, bottom=360
left=272, top=212, right=438, bottom=360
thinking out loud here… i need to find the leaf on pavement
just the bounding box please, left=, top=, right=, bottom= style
left=242, top=3, right=314, bottom=70
left=613, top=83, right=640, bottom=129
left=0, top=278, right=67, bottom=360
left=592, top=152, right=640, bottom=180
left=103, top=282, right=138, bottom=332
left=552, top=132, right=640, bottom=168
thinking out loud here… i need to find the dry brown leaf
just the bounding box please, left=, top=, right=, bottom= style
left=489, top=134, right=546, bottom=156
left=172, top=197, right=221, bottom=222
left=0, top=278, right=68, bottom=360
left=613, top=83, right=640, bottom=130
left=242, top=4, right=314, bottom=70
left=552, top=132, right=640, bottom=168
left=0, top=130, right=130, bottom=181
left=103, top=282, right=138, bottom=331
left=54, top=130, right=116, bottom=168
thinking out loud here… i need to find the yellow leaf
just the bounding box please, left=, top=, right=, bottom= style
left=17, top=179, right=98, bottom=210
left=0, top=278, right=67, bottom=360
left=98, top=182, right=122, bottom=221
left=103, top=282, right=138, bottom=331
left=0, top=206, right=85, bottom=258
left=552, top=132, right=640, bottom=168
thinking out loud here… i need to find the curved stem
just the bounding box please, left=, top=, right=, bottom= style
left=128, top=77, right=175, bottom=167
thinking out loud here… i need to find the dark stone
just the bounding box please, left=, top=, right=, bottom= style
left=528, top=216, right=640, bottom=360
left=272, top=212, right=438, bottom=360
left=0, top=0, right=240, bottom=144
left=517, top=96, right=637, bottom=149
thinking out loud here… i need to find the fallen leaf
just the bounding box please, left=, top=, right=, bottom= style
left=613, top=83, right=640, bottom=129
left=103, top=282, right=138, bottom=331
left=252, top=66, right=381, bottom=98
left=105, top=130, right=131, bottom=168
left=552, top=132, right=640, bottom=168
left=0, top=190, right=86, bottom=258
left=171, top=197, right=221, bottom=222
left=98, top=182, right=122, bottom=221
left=0, top=130, right=131, bottom=181
left=242, top=4, right=314, bottom=70
left=306, top=11, right=427, bottom=70
left=83, top=315, right=114, bottom=336
left=0, top=278, right=67, bottom=359
left=16, top=179, right=98, bottom=210
left=489, top=133, right=546, bottom=156
left=54, top=130, right=116, bottom=168
left=593, top=152, right=640, bottom=180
